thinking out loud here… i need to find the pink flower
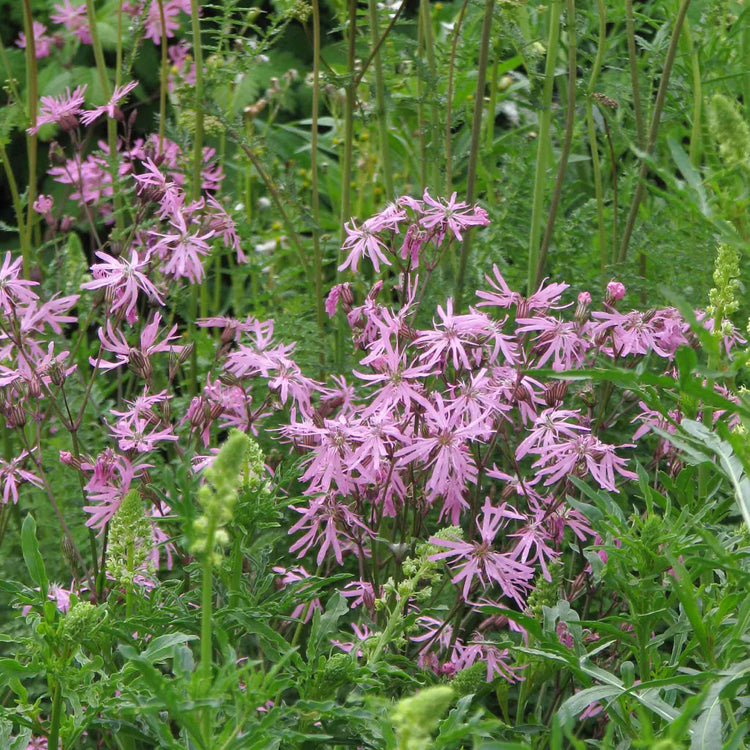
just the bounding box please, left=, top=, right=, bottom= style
left=0, top=252, right=39, bottom=313
left=33, top=195, right=54, bottom=218
left=533, top=434, right=637, bottom=492
left=151, top=210, right=215, bottom=284
left=109, top=414, right=178, bottom=453
left=51, top=0, right=92, bottom=44
left=142, top=0, right=189, bottom=43
left=289, top=493, right=371, bottom=565
left=325, top=283, right=353, bottom=317
left=605, top=280, right=626, bottom=303
left=516, top=315, right=589, bottom=370
left=81, top=249, right=164, bottom=320
left=273, top=565, right=323, bottom=623
left=419, top=189, right=489, bottom=243
left=16, top=22, right=52, bottom=58
left=476, top=266, right=569, bottom=313
left=331, top=624, right=372, bottom=657
left=27, top=85, right=87, bottom=135
left=414, top=299, right=491, bottom=371
left=338, top=217, right=392, bottom=273
left=395, top=393, right=483, bottom=523
left=429, top=498, right=533, bottom=604
left=80, top=81, right=139, bottom=126
left=0, top=450, right=43, bottom=505
left=83, top=452, right=151, bottom=533
left=96, top=313, right=184, bottom=370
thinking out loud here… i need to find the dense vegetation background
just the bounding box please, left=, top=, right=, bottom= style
left=0, top=0, right=748, bottom=747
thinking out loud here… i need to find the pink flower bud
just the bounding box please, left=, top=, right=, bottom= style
left=605, top=280, right=626, bottom=304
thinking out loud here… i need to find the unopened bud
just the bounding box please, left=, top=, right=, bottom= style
left=59, top=450, right=81, bottom=470
left=49, top=361, right=66, bottom=387
left=128, top=349, right=153, bottom=380
left=27, top=375, right=43, bottom=399
left=366, top=280, right=384, bottom=302
left=7, top=403, right=27, bottom=428
left=544, top=380, right=568, bottom=407
left=177, top=342, right=194, bottom=366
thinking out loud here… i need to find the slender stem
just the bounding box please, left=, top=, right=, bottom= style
left=526, top=0, right=561, bottom=293
left=416, top=17, right=426, bottom=191
left=455, top=0, right=494, bottom=309
left=311, top=0, right=325, bottom=353
left=352, top=0, right=407, bottom=87
left=368, top=0, right=394, bottom=199
left=190, top=0, right=205, bottom=201
left=618, top=0, right=691, bottom=263
left=444, top=0, right=470, bottom=195
left=115, top=0, right=124, bottom=88
left=157, top=0, right=168, bottom=153
left=420, top=0, right=440, bottom=190
left=683, top=18, right=702, bottom=166
left=200, top=544, right=215, bottom=740
left=625, top=0, right=646, bottom=151
left=744, top=13, right=750, bottom=125
left=230, top=133, right=310, bottom=279
left=535, top=0, right=577, bottom=287
left=586, top=0, right=607, bottom=292
left=339, top=0, right=357, bottom=253
left=601, top=113, right=618, bottom=263
left=21, top=0, right=38, bottom=277
left=48, top=681, right=64, bottom=750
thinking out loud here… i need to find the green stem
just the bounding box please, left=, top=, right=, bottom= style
left=200, top=530, right=216, bottom=739
left=85, top=0, right=125, bottom=236
left=535, top=0, right=577, bottom=287
left=229, top=535, right=243, bottom=607
left=311, top=0, right=325, bottom=355
left=683, top=18, right=702, bottom=167
left=368, top=0, right=394, bottom=199
left=444, top=0, right=470, bottom=195
left=586, top=0, right=607, bottom=292
left=455, top=0, right=494, bottom=309
left=21, top=0, right=38, bottom=277
left=618, top=0, right=691, bottom=264
left=115, top=0, right=124, bottom=88
left=339, top=0, right=357, bottom=252
left=231, top=134, right=310, bottom=279
left=419, top=0, right=440, bottom=190
left=625, top=0, right=646, bottom=151
left=190, top=0, right=205, bottom=202
left=157, top=0, right=168, bottom=153
left=48, top=681, right=64, bottom=750
left=744, top=13, right=750, bottom=125
left=526, top=0, right=561, bottom=293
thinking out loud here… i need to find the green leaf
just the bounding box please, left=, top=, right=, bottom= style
left=21, top=515, right=47, bottom=599
left=667, top=137, right=711, bottom=217
left=557, top=685, right=622, bottom=722
left=306, top=593, right=348, bottom=663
